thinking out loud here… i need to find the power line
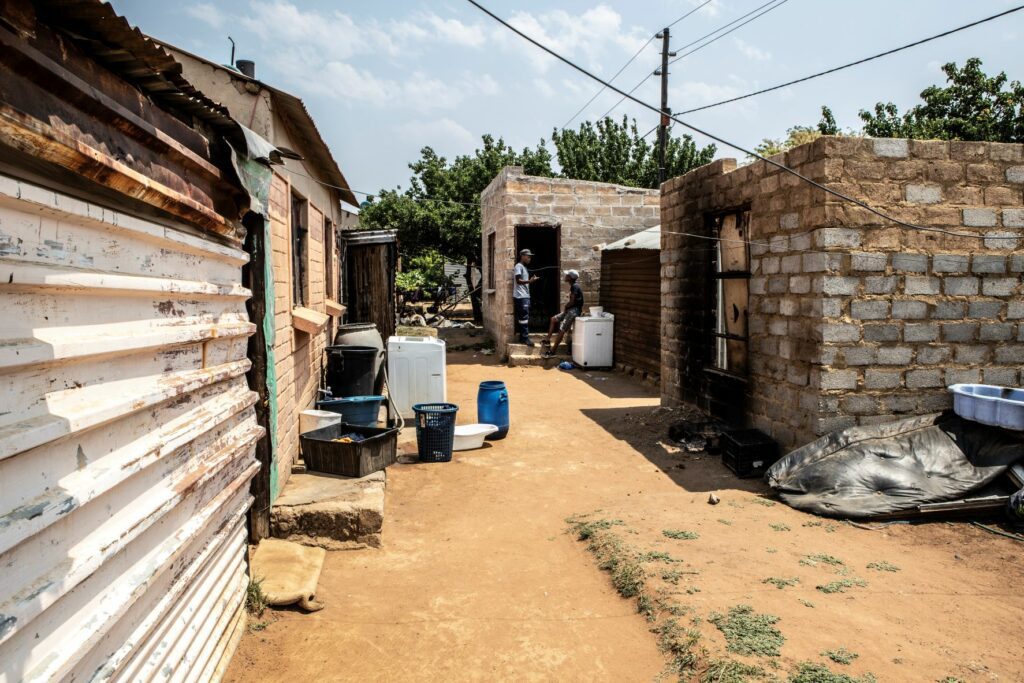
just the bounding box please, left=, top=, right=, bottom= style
left=668, top=0, right=788, bottom=66
left=464, top=0, right=996, bottom=241
left=678, top=3, right=1024, bottom=115
left=560, top=0, right=715, bottom=130
left=601, top=0, right=786, bottom=121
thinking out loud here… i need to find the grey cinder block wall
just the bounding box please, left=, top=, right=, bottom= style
left=481, top=167, right=660, bottom=355
left=660, top=137, right=1024, bottom=451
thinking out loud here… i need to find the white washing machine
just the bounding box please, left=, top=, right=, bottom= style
left=572, top=314, right=614, bottom=368
left=387, top=336, right=447, bottom=418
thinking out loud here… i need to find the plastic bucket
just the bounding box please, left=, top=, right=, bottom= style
left=413, top=403, right=458, bottom=462
left=300, top=409, right=342, bottom=435
left=317, top=395, right=385, bottom=426
left=334, top=323, right=385, bottom=393
left=477, top=380, right=509, bottom=440
left=589, top=306, right=604, bottom=317
left=326, top=345, right=378, bottom=397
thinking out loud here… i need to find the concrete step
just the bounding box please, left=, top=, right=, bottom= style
left=507, top=342, right=571, bottom=367
left=271, top=470, right=385, bottom=550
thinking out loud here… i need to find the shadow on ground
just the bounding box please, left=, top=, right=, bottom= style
left=553, top=366, right=656, bottom=400
left=580, top=404, right=769, bottom=496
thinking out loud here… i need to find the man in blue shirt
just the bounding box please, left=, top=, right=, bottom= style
left=513, top=249, right=539, bottom=346
left=543, top=269, right=584, bottom=358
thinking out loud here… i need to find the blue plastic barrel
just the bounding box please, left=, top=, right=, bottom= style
left=477, top=381, right=509, bottom=440
left=316, top=395, right=384, bottom=426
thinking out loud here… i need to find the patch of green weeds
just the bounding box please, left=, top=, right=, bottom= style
left=765, top=547, right=778, bottom=554
left=655, top=596, right=691, bottom=617
left=762, top=576, right=800, bottom=590
left=816, top=578, right=867, bottom=594
left=800, top=554, right=844, bottom=568
left=770, top=523, right=791, bottom=532
left=752, top=498, right=777, bottom=507
left=799, top=599, right=815, bottom=608
left=701, top=658, right=767, bottom=683
left=788, top=661, right=877, bottom=683
left=824, top=523, right=839, bottom=533
left=936, top=678, right=964, bottom=683
left=664, top=529, right=700, bottom=540
left=569, top=517, right=625, bottom=540
left=611, top=556, right=645, bottom=598
left=803, top=520, right=823, bottom=528
left=686, top=586, right=702, bottom=595
left=866, top=561, right=900, bottom=572
left=248, top=621, right=268, bottom=632
left=709, top=604, right=784, bottom=657
left=641, top=550, right=681, bottom=563
left=663, top=569, right=683, bottom=585
left=821, top=647, right=858, bottom=665
left=637, top=594, right=657, bottom=622
left=246, top=577, right=267, bottom=617
left=653, top=618, right=703, bottom=678
left=717, top=518, right=733, bottom=526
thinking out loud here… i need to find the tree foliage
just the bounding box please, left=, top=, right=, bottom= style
left=858, top=58, right=1024, bottom=142
left=551, top=116, right=716, bottom=188
left=753, top=106, right=839, bottom=157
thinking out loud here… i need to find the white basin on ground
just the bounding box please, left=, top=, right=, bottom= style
left=453, top=424, right=499, bottom=451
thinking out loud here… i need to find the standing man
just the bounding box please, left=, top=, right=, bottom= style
left=513, top=248, right=539, bottom=346
left=543, top=269, right=584, bottom=358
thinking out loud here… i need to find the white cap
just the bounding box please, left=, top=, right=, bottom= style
left=564, top=269, right=579, bottom=280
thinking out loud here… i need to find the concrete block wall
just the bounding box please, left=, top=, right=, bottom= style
left=481, top=167, right=660, bottom=354
left=661, top=136, right=1024, bottom=451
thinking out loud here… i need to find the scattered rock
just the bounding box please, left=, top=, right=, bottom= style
left=708, top=493, right=720, bottom=505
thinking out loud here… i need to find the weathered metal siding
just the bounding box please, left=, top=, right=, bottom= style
left=0, top=173, right=260, bottom=681
left=600, top=249, right=662, bottom=377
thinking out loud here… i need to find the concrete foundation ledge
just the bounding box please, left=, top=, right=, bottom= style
left=271, top=470, right=386, bottom=550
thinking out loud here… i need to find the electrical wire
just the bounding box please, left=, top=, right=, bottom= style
left=678, top=3, right=1024, bottom=115
left=464, top=0, right=998, bottom=241
left=560, top=0, right=716, bottom=130
left=668, top=0, right=788, bottom=66
left=601, top=0, right=786, bottom=121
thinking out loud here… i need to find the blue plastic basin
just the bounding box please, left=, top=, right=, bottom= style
left=317, top=395, right=385, bottom=426
left=948, top=384, right=1024, bottom=431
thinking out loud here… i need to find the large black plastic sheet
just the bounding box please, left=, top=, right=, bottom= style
left=766, top=412, right=1024, bottom=518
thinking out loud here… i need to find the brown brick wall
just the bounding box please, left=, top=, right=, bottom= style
left=661, top=137, right=1024, bottom=451
left=481, top=167, right=660, bottom=354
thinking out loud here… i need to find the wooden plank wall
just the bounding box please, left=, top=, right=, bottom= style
left=347, top=243, right=396, bottom=341
left=600, top=249, right=661, bottom=377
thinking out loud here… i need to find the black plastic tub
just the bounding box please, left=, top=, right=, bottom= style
left=300, top=423, right=398, bottom=477
left=720, top=428, right=779, bottom=478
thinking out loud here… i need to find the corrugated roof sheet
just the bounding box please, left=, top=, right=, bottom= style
left=602, top=225, right=661, bottom=251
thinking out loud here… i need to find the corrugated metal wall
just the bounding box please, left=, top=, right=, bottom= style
left=599, top=249, right=662, bottom=377
left=346, top=242, right=396, bottom=341
left=0, top=173, right=260, bottom=681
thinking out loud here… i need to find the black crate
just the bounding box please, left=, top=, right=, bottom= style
left=720, top=428, right=779, bottom=478
left=300, top=423, right=398, bottom=478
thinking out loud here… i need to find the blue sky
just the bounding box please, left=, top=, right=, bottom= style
left=111, top=0, right=1023, bottom=197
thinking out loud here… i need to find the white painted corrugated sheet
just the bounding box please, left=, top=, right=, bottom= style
left=0, top=174, right=261, bottom=682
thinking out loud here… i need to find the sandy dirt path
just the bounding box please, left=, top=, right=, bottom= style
left=226, top=352, right=1024, bottom=682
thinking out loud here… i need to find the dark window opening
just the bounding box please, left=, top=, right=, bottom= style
left=515, top=224, right=560, bottom=330
left=710, top=210, right=750, bottom=377
left=291, top=192, right=308, bottom=307
left=324, top=217, right=335, bottom=301
left=487, top=232, right=496, bottom=290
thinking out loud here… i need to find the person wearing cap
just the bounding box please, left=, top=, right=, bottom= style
left=542, top=269, right=584, bottom=358
left=513, top=249, right=539, bottom=346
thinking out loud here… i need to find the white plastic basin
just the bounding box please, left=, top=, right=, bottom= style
left=948, top=384, right=1024, bottom=431
left=453, top=423, right=499, bottom=451
left=589, top=306, right=604, bottom=317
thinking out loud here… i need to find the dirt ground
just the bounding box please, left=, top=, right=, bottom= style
left=226, top=352, right=1024, bottom=682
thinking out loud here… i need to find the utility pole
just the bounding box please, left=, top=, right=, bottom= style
left=654, top=28, right=675, bottom=186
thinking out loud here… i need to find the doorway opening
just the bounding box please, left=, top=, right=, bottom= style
left=515, top=224, right=560, bottom=330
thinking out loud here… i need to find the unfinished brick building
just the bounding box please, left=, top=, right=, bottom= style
left=660, top=137, right=1024, bottom=451
left=481, top=167, right=660, bottom=355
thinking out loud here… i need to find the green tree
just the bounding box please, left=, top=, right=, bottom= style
left=360, top=135, right=553, bottom=319
left=551, top=116, right=715, bottom=187
left=859, top=58, right=1024, bottom=142
left=753, top=106, right=838, bottom=157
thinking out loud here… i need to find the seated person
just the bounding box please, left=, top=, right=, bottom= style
left=543, top=269, right=583, bottom=357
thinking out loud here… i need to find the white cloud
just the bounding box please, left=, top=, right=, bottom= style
left=425, top=14, right=486, bottom=48
left=497, top=5, right=649, bottom=73
left=396, top=118, right=476, bottom=152
left=533, top=78, right=556, bottom=98
left=733, top=38, right=770, bottom=62
left=185, top=3, right=225, bottom=29
left=689, top=0, right=722, bottom=17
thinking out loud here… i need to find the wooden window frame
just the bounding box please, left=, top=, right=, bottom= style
left=486, top=231, right=496, bottom=291
left=290, top=190, right=308, bottom=308
left=707, top=209, right=751, bottom=379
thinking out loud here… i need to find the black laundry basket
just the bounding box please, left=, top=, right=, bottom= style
left=413, top=403, right=458, bottom=463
